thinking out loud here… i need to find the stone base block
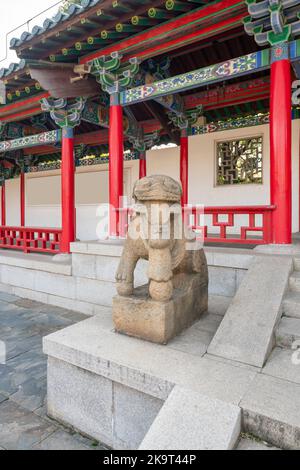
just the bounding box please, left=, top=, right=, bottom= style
left=113, top=274, right=208, bottom=345
left=47, top=357, right=163, bottom=450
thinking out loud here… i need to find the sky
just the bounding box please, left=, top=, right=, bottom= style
left=0, top=0, right=65, bottom=68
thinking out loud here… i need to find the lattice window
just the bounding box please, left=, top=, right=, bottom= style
left=216, top=136, right=263, bottom=185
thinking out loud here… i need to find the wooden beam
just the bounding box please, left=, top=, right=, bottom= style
left=120, top=47, right=272, bottom=105
left=144, top=101, right=180, bottom=146
left=80, top=1, right=246, bottom=64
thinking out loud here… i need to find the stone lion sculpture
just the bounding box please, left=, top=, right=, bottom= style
left=116, top=175, right=208, bottom=303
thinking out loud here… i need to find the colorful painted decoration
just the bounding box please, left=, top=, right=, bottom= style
left=0, top=130, right=61, bottom=153
left=129, top=131, right=160, bottom=154
left=41, top=97, right=86, bottom=128
left=191, top=113, right=271, bottom=135
left=168, top=106, right=204, bottom=131
left=244, top=0, right=300, bottom=46
left=92, top=52, right=140, bottom=94
left=121, top=50, right=270, bottom=105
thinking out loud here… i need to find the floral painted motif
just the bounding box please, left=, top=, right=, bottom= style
left=0, top=130, right=61, bottom=153
left=121, top=53, right=264, bottom=106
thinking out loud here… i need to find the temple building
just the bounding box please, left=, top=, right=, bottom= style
left=2, top=1, right=300, bottom=451
left=0, top=0, right=298, bottom=252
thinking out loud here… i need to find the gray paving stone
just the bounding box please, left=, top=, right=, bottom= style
left=0, top=292, right=20, bottom=303
left=276, top=317, right=300, bottom=348
left=0, top=364, right=29, bottom=395
left=5, top=334, right=42, bottom=361
left=168, top=328, right=212, bottom=357
left=263, top=347, right=300, bottom=384
left=7, top=349, right=47, bottom=380
left=140, top=386, right=241, bottom=450
left=56, top=310, right=88, bottom=323
left=0, top=294, right=99, bottom=450
left=10, top=376, right=47, bottom=412
left=32, top=429, right=91, bottom=450
left=13, top=298, right=45, bottom=310
left=0, top=400, right=57, bottom=450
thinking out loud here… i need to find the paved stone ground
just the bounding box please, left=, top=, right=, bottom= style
left=0, top=291, right=107, bottom=450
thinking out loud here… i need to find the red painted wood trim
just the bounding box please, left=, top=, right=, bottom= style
left=2, top=106, right=42, bottom=123
left=80, top=0, right=246, bottom=64
left=126, top=14, right=245, bottom=63
left=0, top=93, right=49, bottom=117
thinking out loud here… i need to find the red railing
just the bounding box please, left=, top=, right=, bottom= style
left=0, top=226, right=62, bottom=254
left=188, top=205, right=275, bottom=245
left=119, top=205, right=275, bottom=245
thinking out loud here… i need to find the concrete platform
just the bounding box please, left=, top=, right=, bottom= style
left=43, top=311, right=257, bottom=449
left=0, top=243, right=251, bottom=316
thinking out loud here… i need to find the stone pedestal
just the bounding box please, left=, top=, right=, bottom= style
left=113, top=274, right=208, bottom=344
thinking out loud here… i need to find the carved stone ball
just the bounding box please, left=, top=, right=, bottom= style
left=133, top=175, right=182, bottom=203
left=149, top=280, right=173, bottom=302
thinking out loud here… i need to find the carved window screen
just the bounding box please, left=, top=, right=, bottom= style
left=216, top=136, right=263, bottom=185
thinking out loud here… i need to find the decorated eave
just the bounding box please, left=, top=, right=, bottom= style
left=0, top=0, right=284, bottom=181
left=8, top=0, right=247, bottom=62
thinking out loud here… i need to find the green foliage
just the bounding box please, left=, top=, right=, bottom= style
left=60, top=0, right=82, bottom=13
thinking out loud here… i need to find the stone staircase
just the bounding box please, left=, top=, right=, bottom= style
left=276, top=258, right=300, bottom=348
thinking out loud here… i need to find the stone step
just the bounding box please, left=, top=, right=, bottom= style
left=140, top=386, right=241, bottom=450
left=276, top=317, right=300, bottom=348
left=294, top=258, right=300, bottom=272
left=290, top=271, right=300, bottom=293
left=283, top=292, right=300, bottom=319
left=241, top=374, right=300, bottom=449
left=236, top=436, right=279, bottom=450
left=263, top=347, right=300, bottom=385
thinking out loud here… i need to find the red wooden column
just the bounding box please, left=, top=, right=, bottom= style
left=1, top=182, right=6, bottom=226
left=109, top=94, right=124, bottom=236
left=180, top=131, right=189, bottom=206
left=270, top=46, right=292, bottom=244
left=60, top=127, right=75, bottom=253
left=20, top=172, right=25, bottom=226
left=139, top=152, right=147, bottom=179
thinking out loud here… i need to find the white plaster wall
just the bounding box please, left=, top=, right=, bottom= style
left=2, top=121, right=300, bottom=239
left=6, top=178, right=21, bottom=226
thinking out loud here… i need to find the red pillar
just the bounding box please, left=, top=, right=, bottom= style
left=139, top=152, right=147, bottom=179
left=109, top=95, right=124, bottom=236
left=270, top=56, right=292, bottom=244
left=180, top=132, right=189, bottom=206
left=1, top=182, right=5, bottom=226
left=20, top=172, right=25, bottom=226
left=61, top=127, right=75, bottom=253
